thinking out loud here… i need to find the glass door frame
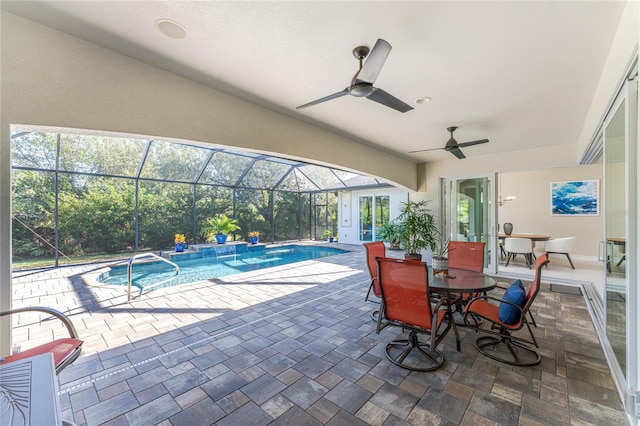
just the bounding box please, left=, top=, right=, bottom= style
left=602, top=73, right=637, bottom=411
left=440, top=173, right=497, bottom=274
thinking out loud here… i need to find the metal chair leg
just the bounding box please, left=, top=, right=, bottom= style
left=364, top=280, right=374, bottom=302
left=505, top=253, right=512, bottom=267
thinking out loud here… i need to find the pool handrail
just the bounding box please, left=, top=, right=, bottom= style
left=127, top=253, right=180, bottom=301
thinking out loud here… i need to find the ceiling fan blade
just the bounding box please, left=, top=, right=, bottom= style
left=356, top=39, right=392, bottom=84
left=449, top=148, right=466, bottom=159
left=366, top=88, right=414, bottom=113
left=408, top=147, right=443, bottom=153
left=411, top=128, right=487, bottom=157
left=296, top=88, right=350, bottom=109
left=457, top=138, right=489, bottom=148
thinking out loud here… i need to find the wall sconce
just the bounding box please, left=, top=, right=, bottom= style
left=497, top=173, right=516, bottom=206
left=498, top=195, right=516, bottom=206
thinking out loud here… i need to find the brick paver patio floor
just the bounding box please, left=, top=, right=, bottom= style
left=9, top=243, right=628, bottom=425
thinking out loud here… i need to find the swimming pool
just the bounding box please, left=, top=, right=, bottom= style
left=96, top=245, right=348, bottom=290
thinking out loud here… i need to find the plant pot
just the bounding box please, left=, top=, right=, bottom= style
left=175, top=243, right=186, bottom=252
left=216, top=234, right=228, bottom=244
left=249, top=236, right=259, bottom=244
left=432, top=256, right=449, bottom=274
left=404, top=253, right=422, bottom=261
left=328, top=237, right=334, bottom=243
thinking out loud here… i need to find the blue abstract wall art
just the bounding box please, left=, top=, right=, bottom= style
left=550, top=180, right=599, bottom=216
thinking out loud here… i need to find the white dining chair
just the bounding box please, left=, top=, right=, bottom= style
left=504, top=237, right=534, bottom=269
left=544, top=237, right=577, bottom=269
left=518, top=232, right=539, bottom=259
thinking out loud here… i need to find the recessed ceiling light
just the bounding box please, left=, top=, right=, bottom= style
left=415, top=97, right=431, bottom=104
left=156, top=19, right=188, bottom=40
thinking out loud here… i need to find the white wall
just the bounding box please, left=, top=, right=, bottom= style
left=499, top=164, right=603, bottom=258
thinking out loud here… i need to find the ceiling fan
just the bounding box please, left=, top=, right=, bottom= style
left=410, top=126, right=489, bottom=159
left=296, top=39, right=413, bottom=113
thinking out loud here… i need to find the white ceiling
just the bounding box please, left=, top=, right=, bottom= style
left=1, top=1, right=626, bottom=163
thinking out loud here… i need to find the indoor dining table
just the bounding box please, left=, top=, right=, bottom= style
left=498, top=233, right=550, bottom=260
left=498, top=233, right=550, bottom=242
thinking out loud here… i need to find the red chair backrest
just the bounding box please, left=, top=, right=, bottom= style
left=448, top=241, right=485, bottom=272
left=523, top=253, right=548, bottom=312
left=376, top=257, right=433, bottom=329
left=364, top=241, right=386, bottom=296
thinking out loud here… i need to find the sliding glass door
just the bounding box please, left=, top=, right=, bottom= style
left=604, top=96, right=627, bottom=375
left=603, top=75, right=637, bottom=402
left=441, top=175, right=496, bottom=273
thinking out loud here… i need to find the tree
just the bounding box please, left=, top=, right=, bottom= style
left=58, top=178, right=136, bottom=253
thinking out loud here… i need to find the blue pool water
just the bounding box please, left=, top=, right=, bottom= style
left=98, top=245, right=347, bottom=290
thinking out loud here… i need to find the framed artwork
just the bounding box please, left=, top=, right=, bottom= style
left=550, top=180, right=599, bottom=216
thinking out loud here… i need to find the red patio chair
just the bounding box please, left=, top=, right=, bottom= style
left=447, top=241, right=485, bottom=311
left=363, top=241, right=386, bottom=321
left=463, top=254, right=548, bottom=366
left=376, top=257, right=459, bottom=371
left=448, top=241, right=485, bottom=272
left=0, top=306, right=83, bottom=374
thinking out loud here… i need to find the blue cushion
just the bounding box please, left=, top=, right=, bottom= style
left=498, top=280, right=527, bottom=324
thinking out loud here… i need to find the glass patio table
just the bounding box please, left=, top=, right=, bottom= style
left=429, top=267, right=497, bottom=296
left=428, top=267, right=498, bottom=327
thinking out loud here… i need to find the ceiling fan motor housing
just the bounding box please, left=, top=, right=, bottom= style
left=349, top=83, right=374, bottom=97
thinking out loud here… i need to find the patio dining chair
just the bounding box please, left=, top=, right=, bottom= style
left=363, top=241, right=386, bottom=322
left=463, top=254, right=548, bottom=366
left=376, top=257, right=459, bottom=371
left=0, top=306, right=83, bottom=375
left=448, top=241, right=485, bottom=273
left=444, top=241, right=486, bottom=314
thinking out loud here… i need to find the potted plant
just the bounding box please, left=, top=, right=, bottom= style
left=396, top=200, right=437, bottom=260
left=248, top=231, right=260, bottom=244
left=174, top=233, right=186, bottom=252
left=431, top=232, right=451, bottom=273
left=322, top=230, right=334, bottom=242
left=376, top=221, right=403, bottom=250
left=202, top=214, right=241, bottom=244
